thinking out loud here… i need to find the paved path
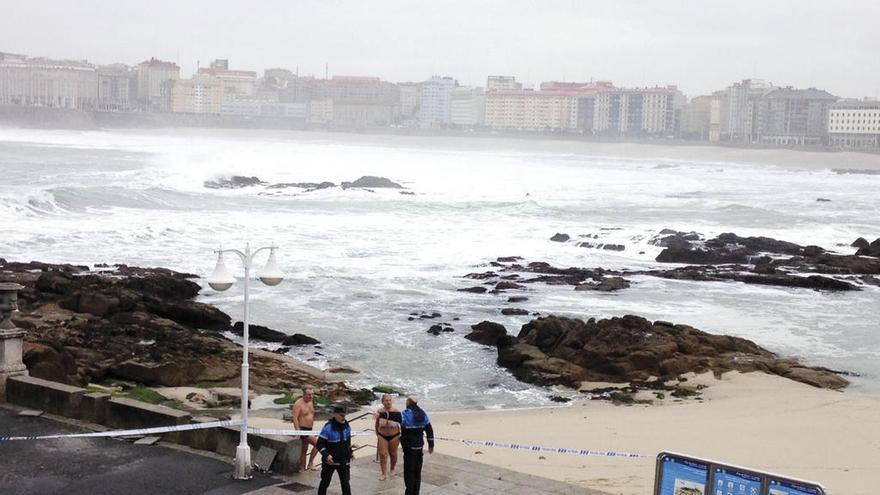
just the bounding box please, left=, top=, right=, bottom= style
left=247, top=450, right=611, bottom=495
left=0, top=408, right=277, bottom=495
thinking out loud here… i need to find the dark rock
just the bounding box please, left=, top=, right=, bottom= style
left=464, top=271, right=497, bottom=280
left=399, top=191, right=415, bottom=195
left=281, top=333, right=321, bottom=346
left=458, top=286, right=488, bottom=293
left=204, top=175, right=265, bottom=189
left=508, top=296, right=529, bottom=303
left=550, top=233, right=570, bottom=242
left=492, top=315, right=848, bottom=390
left=501, top=308, right=529, bottom=316
left=495, top=281, right=526, bottom=291
left=575, top=277, right=631, bottom=292
left=427, top=324, right=453, bottom=335
left=856, top=238, right=880, bottom=258
left=852, top=237, right=870, bottom=249
left=231, top=321, right=287, bottom=342
left=23, top=342, right=78, bottom=384
left=267, top=181, right=335, bottom=190
left=465, top=321, right=507, bottom=346
left=35, top=272, right=74, bottom=295
left=496, top=256, right=523, bottom=263
left=548, top=395, right=571, bottom=403
left=341, top=176, right=403, bottom=189
left=816, top=198, right=831, bottom=202
left=602, top=244, right=626, bottom=251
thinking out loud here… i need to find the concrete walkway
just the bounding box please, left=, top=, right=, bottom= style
left=245, top=451, right=610, bottom=495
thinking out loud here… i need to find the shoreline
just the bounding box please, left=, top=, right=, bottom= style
left=3, top=123, right=880, bottom=172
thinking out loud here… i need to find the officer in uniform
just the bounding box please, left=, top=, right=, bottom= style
left=375, top=396, right=434, bottom=495
left=316, top=405, right=352, bottom=495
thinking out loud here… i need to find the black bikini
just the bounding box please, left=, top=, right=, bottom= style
left=378, top=431, right=400, bottom=442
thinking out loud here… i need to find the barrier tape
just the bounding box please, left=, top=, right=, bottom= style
left=1, top=419, right=644, bottom=459
left=246, top=427, right=374, bottom=437
left=0, top=419, right=240, bottom=442
left=433, top=435, right=645, bottom=459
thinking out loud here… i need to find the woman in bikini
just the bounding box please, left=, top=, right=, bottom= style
left=375, top=394, right=401, bottom=481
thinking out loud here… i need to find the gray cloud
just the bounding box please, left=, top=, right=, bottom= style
left=2, top=0, right=878, bottom=97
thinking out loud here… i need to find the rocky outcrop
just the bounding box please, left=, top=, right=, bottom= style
left=493, top=315, right=848, bottom=390
left=204, top=175, right=265, bottom=189
left=0, top=260, right=344, bottom=396
left=266, top=181, right=335, bottom=190
left=464, top=321, right=507, bottom=346
left=855, top=238, right=880, bottom=258
left=550, top=233, right=570, bottom=242
left=341, top=176, right=403, bottom=189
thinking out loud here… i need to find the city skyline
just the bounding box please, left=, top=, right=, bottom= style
left=2, top=0, right=879, bottom=99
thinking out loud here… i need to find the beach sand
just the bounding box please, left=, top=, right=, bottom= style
left=424, top=372, right=880, bottom=495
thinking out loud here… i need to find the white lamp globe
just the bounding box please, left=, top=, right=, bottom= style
left=207, top=254, right=236, bottom=291
left=259, top=249, right=284, bottom=286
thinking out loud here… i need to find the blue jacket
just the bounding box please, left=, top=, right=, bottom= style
left=381, top=405, right=434, bottom=451
left=316, top=419, right=352, bottom=465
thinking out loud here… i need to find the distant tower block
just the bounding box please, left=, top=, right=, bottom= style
left=0, top=283, right=28, bottom=400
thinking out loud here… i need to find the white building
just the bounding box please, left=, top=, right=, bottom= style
left=592, top=86, right=684, bottom=136
left=171, top=74, right=223, bottom=114
left=828, top=99, right=880, bottom=149
left=136, top=58, right=179, bottom=112
left=484, top=90, right=580, bottom=131
left=487, top=76, right=522, bottom=92
left=449, top=86, right=485, bottom=128
left=0, top=52, right=98, bottom=110
left=419, top=76, right=455, bottom=127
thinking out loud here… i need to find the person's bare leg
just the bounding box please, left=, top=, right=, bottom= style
left=388, top=436, right=400, bottom=477
left=377, top=436, right=389, bottom=480
left=298, top=437, right=309, bottom=471
left=306, top=435, right=319, bottom=470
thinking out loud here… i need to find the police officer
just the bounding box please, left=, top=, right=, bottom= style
left=316, top=405, right=352, bottom=495
left=375, top=395, right=434, bottom=495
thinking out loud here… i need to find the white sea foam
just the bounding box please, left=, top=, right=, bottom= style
left=1, top=128, right=878, bottom=408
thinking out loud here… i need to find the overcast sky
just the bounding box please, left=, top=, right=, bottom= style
left=2, top=0, right=879, bottom=98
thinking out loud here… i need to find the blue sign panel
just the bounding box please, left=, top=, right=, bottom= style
left=710, top=467, right=761, bottom=495
left=658, top=455, right=709, bottom=495
left=767, top=478, right=825, bottom=495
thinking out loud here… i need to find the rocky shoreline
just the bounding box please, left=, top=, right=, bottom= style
left=0, top=259, right=367, bottom=406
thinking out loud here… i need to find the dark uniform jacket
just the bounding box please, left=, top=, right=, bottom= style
left=379, top=405, right=434, bottom=450
left=317, top=418, right=352, bottom=465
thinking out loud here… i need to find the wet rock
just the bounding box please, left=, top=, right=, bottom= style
left=464, top=271, right=497, bottom=280
left=816, top=198, right=831, bottom=202
left=495, top=281, right=526, bottom=291
left=602, top=244, right=626, bottom=251
left=458, top=286, right=488, bottom=294
left=493, top=315, right=848, bottom=390
left=851, top=237, right=870, bottom=249
left=575, top=277, right=631, bottom=292
left=231, top=322, right=287, bottom=342
left=548, top=395, right=571, bottom=403
left=496, top=256, right=523, bottom=263
left=508, top=296, right=529, bottom=303
left=465, top=321, right=507, bottom=346
left=341, top=176, right=403, bottom=189
left=23, top=342, right=78, bottom=384
left=282, top=333, right=321, bottom=346
left=204, top=175, right=265, bottom=189
left=501, top=308, right=529, bottom=316
left=267, top=181, right=335, bottom=190
left=427, top=324, right=454, bottom=335
left=856, top=238, right=880, bottom=258
left=550, top=233, right=570, bottom=242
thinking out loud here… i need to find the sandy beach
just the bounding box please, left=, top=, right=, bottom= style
left=420, top=372, right=880, bottom=495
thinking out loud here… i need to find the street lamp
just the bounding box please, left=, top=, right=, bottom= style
left=207, top=243, right=284, bottom=480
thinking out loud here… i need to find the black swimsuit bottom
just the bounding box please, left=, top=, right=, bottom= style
left=377, top=431, right=400, bottom=442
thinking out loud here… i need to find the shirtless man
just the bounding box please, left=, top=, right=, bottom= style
left=292, top=386, right=319, bottom=471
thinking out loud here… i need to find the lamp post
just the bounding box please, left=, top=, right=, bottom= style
left=207, top=243, right=284, bottom=480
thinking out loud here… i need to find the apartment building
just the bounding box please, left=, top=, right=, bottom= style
left=0, top=52, right=98, bottom=110
left=484, top=89, right=580, bottom=131
left=136, top=58, right=179, bottom=112
left=828, top=98, right=880, bottom=150
left=754, top=87, right=836, bottom=146
left=449, top=86, right=485, bottom=128
left=398, top=82, right=421, bottom=123
left=96, top=64, right=135, bottom=112
left=487, top=76, right=522, bottom=91
left=171, top=73, right=223, bottom=114
left=592, top=86, right=684, bottom=136
left=420, top=76, right=455, bottom=127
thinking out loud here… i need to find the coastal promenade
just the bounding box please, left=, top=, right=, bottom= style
left=0, top=406, right=608, bottom=494
left=247, top=451, right=610, bottom=495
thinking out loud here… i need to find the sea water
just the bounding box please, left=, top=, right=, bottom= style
left=1, top=127, right=878, bottom=409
